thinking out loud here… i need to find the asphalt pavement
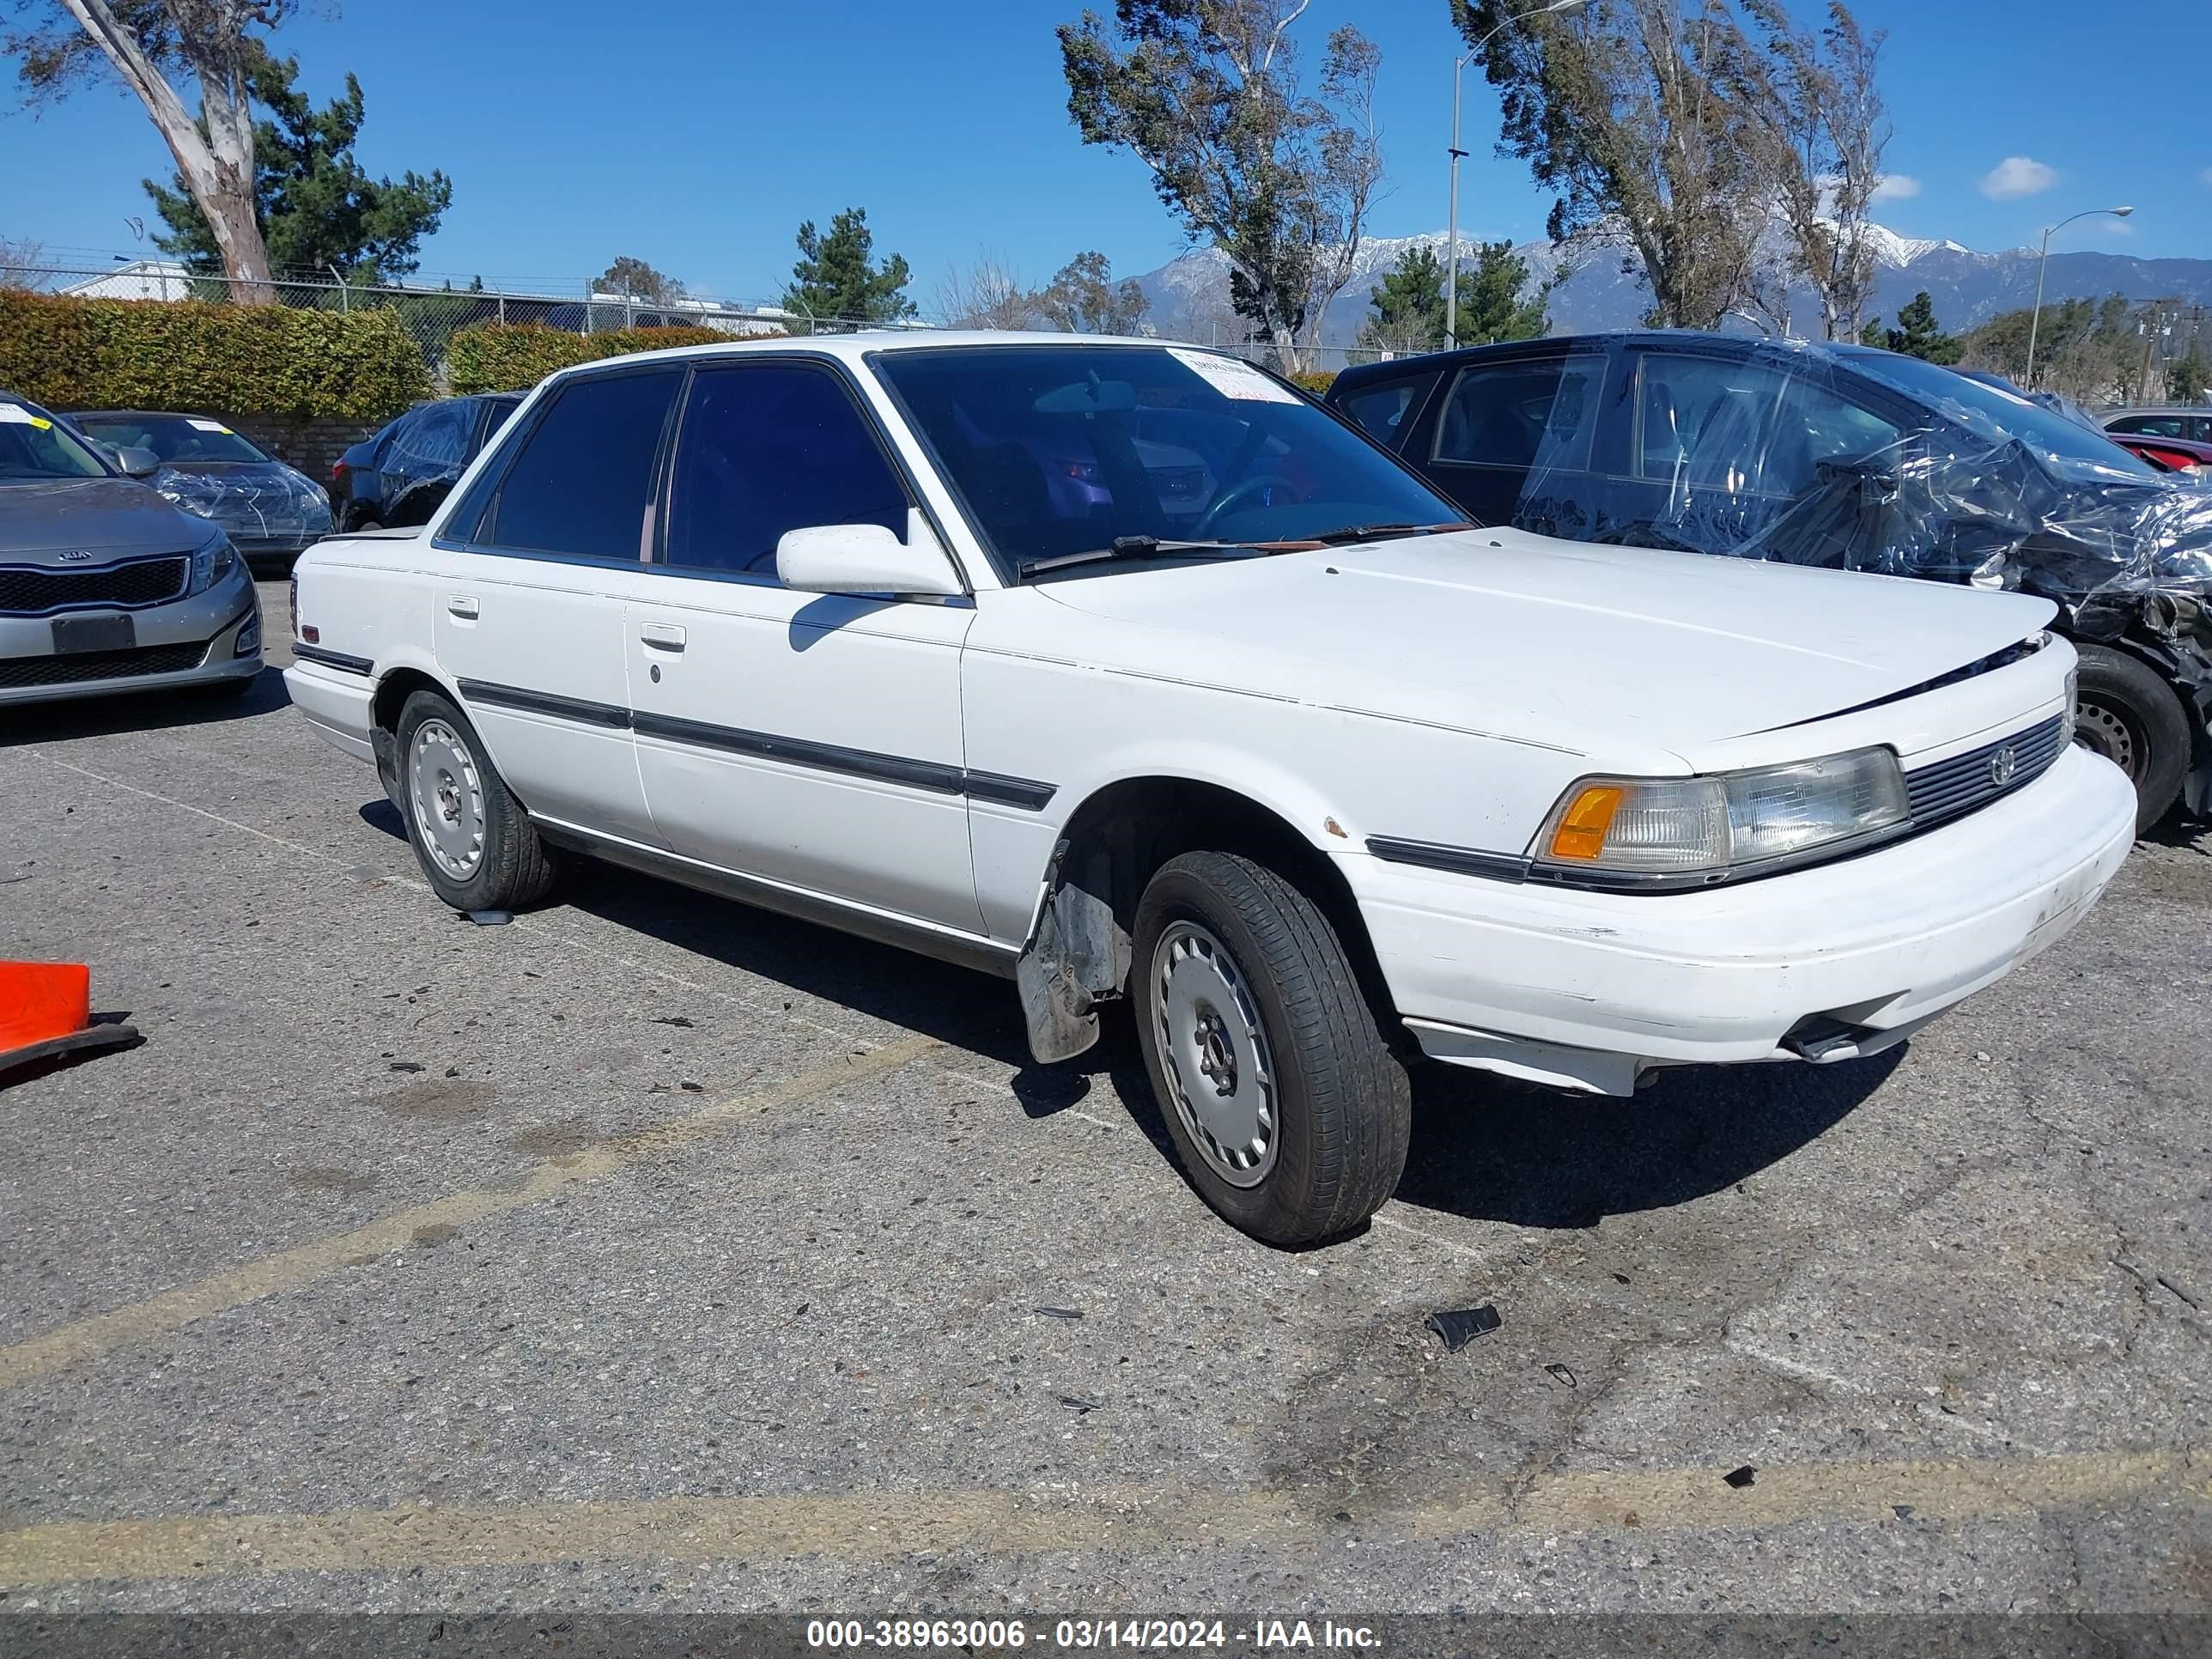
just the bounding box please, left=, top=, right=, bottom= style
left=1, top=580, right=2208, bottom=1631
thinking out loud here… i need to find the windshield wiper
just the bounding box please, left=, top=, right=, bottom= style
left=1018, top=537, right=1251, bottom=578
left=1304, top=522, right=1457, bottom=546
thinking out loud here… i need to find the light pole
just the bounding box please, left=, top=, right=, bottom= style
left=2026, top=204, right=2132, bottom=388
left=1446, top=0, right=1583, bottom=349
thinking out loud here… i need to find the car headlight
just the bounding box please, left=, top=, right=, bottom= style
left=188, top=532, right=239, bottom=595
left=1534, top=746, right=1910, bottom=885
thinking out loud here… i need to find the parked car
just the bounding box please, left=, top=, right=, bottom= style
left=2104, top=405, right=2212, bottom=444
left=2103, top=430, right=2212, bottom=474
left=1329, top=333, right=2212, bottom=829
left=331, top=393, right=522, bottom=532
left=1, top=391, right=261, bottom=705
left=64, top=409, right=331, bottom=574
left=287, top=335, right=2134, bottom=1245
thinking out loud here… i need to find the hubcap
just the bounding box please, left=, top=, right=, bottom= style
left=408, top=718, right=486, bottom=878
left=1152, top=921, right=1278, bottom=1188
left=2073, top=701, right=2140, bottom=780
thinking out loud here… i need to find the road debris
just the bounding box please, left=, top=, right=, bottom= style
left=1723, top=1465, right=1757, bottom=1489
left=1033, top=1307, right=1085, bottom=1321
left=1425, top=1306, right=1502, bottom=1352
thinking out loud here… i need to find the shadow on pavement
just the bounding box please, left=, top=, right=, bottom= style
left=0, top=665, right=287, bottom=746
left=1391, top=1047, right=1899, bottom=1229
left=542, top=851, right=1889, bottom=1234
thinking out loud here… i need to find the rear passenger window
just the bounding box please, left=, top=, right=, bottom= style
left=1338, top=376, right=1434, bottom=447
left=1433, top=356, right=1603, bottom=472
left=662, top=363, right=910, bottom=577
left=484, top=370, right=682, bottom=558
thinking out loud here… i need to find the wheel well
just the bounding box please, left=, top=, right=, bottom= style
left=368, top=668, right=450, bottom=801
left=1043, top=777, right=1396, bottom=1027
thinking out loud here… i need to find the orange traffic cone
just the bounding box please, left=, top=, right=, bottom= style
left=0, top=961, right=143, bottom=1083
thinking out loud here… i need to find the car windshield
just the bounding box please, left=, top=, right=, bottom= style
left=74, top=413, right=270, bottom=465
left=1840, top=349, right=2161, bottom=480
left=0, top=401, right=110, bottom=481
left=871, top=344, right=1463, bottom=575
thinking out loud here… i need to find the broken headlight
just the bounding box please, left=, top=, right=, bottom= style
left=1533, top=747, right=1910, bottom=886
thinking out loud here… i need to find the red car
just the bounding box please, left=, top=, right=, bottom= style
left=2105, top=429, right=2212, bottom=473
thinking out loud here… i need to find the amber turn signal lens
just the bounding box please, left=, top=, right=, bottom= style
left=1548, top=786, right=1625, bottom=861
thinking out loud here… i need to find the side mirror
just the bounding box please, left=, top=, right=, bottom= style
left=775, top=519, right=963, bottom=599
left=116, top=446, right=161, bottom=479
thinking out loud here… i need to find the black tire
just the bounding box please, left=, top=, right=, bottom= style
left=2073, top=643, right=2191, bottom=833
left=1132, top=850, right=1411, bottom=1247
left=392, top=689, right=557, bottom=912
left=352, top=514, right=383, bottom=534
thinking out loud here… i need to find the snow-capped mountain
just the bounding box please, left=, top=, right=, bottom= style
left=1130, top=221, right=2212, bottom=348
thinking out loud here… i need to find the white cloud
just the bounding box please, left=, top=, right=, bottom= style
left=1871, top=174, right=1922, bottom=203
left=1981, top=156, right=2057, bottom=199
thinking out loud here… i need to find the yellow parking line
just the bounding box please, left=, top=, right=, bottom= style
left=0, top=1036, right=941, bottom=1391
left=0, top=1448, right=2200, bottom=1587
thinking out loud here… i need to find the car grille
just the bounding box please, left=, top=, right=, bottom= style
left=0, top=556, right=191, bottom=616
left=1905, top=714, right=2069, bottom=828
left=0, top=639, right=210, bottom=690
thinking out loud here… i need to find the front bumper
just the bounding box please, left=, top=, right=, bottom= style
left=0, top=567, right=261, bottom=707
left=1351, top=744, right=2138, bottom=1094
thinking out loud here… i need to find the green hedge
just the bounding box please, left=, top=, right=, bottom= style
left=0, top=290, right=428, bottom=419
left=447, top=322, right=754, bottom=395
left=1287, top=368, right=1337, bottom=397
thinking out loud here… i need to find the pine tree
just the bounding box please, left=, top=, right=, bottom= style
left=782, top=209, right=916, bottom=325
left=144, top=52, right=451, bottom=284
left=1864, top=292, right=1961, bottom=363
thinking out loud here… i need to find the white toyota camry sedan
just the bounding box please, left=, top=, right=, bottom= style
left=285, top=333, right=2137, bottom=1245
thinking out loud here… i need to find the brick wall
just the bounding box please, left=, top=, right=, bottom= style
left=219, top=413, right=385, bottom=492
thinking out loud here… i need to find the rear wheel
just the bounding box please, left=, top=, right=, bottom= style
left=1133, top=851, right=1410, bottom=1247
left=393, top=689, right=557, bottom=912
left=2072, top=643, right=2190, bottom=832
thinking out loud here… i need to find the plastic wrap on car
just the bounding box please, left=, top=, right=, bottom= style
left=1506, top=340, right=2212, bottom=607
left=155, top=467, right=334, bottom=541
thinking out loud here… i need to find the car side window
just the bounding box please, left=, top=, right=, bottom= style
left=1431, top=354, right=1604, bottom=473
left=661, top=363, right=911, bottom=578
left=482, top=369, right=683, bottom=559
left=392, top=402, right=469, bottom=472
left=2112, top=415, right=2182, bottom=437
left=1338, top=375, right=1435, bottom=447
left=1633, top=354, right=1899, bottom=499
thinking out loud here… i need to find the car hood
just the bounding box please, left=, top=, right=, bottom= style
left=152, top=460, right=331, bottom=530
left=0, top=476, right=206, bottom=560
left=1032, top=528, right=2057, bottom=754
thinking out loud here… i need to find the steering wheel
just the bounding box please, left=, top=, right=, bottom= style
left=1190, top=472, right=1300, bottom=540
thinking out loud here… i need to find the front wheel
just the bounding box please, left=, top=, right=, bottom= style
left=2072, top=643, right=2191, bottom=833
left=392, top=689, right=557, bottom=912
left=1133, top=851, right=1410, bottom=1247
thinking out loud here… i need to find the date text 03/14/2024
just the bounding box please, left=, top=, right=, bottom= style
left=805, top=1618, right=1382, bottom=1650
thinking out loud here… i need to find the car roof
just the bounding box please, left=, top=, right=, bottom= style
left=1328, top=329, right=1869, bottom=392
left=2105, top=405, right=2208, bottom=419
left=533, top=329, right=1200, bottom=387
left=62, top=409, right=233, bottom=422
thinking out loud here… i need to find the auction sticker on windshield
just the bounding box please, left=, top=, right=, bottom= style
left=186, top=417, right=233, bottom=434
left=0, top=404, right=52, bottom=428
left=1168, top=348, right=1301, bottom=405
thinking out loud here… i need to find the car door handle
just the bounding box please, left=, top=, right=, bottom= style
left=639, top=623, right=686, bottom=651
left=447, top=595, right=479, bottom=619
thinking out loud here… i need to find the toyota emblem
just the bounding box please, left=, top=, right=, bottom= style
left=1988, top=746, right=2018, bottom=787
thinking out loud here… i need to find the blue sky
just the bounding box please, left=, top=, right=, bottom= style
left=5, top=0, right=2206, bottom=302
